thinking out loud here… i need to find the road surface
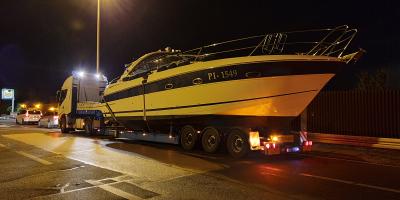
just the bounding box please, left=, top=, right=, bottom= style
left=0, top=119, right=399, bottom=200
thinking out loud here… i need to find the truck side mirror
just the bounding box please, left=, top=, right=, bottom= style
left=56, top=90, right=60, bottom=101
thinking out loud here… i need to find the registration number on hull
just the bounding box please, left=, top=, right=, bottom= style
left=208, top=70, right=238, bottom=81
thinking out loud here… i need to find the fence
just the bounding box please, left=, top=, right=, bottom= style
left=300, top=90, right=400, bottom=138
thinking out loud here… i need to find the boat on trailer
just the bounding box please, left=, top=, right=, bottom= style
left=103, top=25, right=361, bottom=130
left=61, top=25, right=363, bottom=157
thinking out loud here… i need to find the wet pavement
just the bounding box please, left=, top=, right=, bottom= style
left=1, top=119, right=400, bottom=200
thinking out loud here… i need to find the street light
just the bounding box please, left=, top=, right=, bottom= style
left=77, top=71, right=85, bottom=78
left=96, top=0, right=101, bottom=74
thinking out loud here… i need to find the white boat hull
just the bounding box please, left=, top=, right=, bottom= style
left=104, top=73, right=334, bottom=119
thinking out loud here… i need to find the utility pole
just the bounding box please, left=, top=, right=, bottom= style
left=96, top=0, right=101, bottom=74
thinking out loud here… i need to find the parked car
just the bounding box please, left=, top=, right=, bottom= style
left=38, top=111, right=58, bottom=128
left=16, top=109, right=42, bottom=125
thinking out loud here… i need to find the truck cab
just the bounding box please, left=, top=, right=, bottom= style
left=56, top=72, right=108, bottom=133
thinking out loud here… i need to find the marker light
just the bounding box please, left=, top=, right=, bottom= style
left=49, top=107, right=55, bottom=111
left=35, top=104, right=41, bottom=109
left=249, top=131, right=260, bottom=147
left=271, top=136, right=279, bottom=142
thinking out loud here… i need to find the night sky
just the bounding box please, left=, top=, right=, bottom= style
left=0, top=0, right=399, bottom=105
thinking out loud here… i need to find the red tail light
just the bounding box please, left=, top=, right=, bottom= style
left=304, top=141, right=313, bottom=146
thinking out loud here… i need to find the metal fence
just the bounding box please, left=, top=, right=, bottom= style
left=301, top=90, right=400, bottom=138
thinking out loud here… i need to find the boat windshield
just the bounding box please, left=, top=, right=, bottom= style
left=130, top=52, right=169, bottom=77
left=130, top=53, right=198, bottom=76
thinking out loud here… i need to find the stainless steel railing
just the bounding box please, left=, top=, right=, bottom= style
left=182, top=25, right=357, bottom=59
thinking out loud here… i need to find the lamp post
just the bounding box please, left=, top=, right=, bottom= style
left=96, top=0, right=101, bottom=74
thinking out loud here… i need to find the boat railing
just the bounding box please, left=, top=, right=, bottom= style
left=181, top=25, right=357, bottom=60
left=118, top=25, right=358, bottom=81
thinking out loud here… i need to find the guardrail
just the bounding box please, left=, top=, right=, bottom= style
left=309, top=133, right=400, bottom=150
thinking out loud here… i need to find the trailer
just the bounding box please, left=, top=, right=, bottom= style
left=56, top=72, right=312, bottom=158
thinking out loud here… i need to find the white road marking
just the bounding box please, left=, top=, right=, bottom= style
left=0, top=143, right=6, bottom=148
left=15, top=151, right=53, bottom=165
left=300, top=173, right=400, bottom=194
left=98, top=184, right=141, bottom=200
left=58, top=165, right=85, bottom=172
left=260, top=172, right=282, bottom=177
left=86, top=179, right=141, bottom=200
left=0, top=125, right=11, bottom=128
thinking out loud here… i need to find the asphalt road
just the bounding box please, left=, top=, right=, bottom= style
left=0, top=119, right=399, bottom=200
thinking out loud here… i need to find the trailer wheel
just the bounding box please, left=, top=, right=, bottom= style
left=226, top=129, right=249, bottom=158
left=60, top=117, right=69, bottom=133
left=180, top=125, right=197, bottom=150
left=84, top=118, right=94, bottom=135
left=201, top=127, right=221, bottom=153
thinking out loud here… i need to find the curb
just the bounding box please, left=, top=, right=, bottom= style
left=308, top=133, right=400, bottom=150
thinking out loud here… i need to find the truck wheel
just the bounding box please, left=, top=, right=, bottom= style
left=201, top=127, right=221, bottom=153
left=60, top=117, right=69, bottom=133
left=21, top=119, right=25, bottom=125
left=226, top=129, right=250, bottom=158
left=84, top=118, right=94, bottom=135
left=180, top=125, right=197, bottom=150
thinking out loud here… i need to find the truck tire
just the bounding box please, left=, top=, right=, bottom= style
left=21, top=119, right=25, bottom=125
left=226, top=129, right=249, bottom=158
left=60, top=117, right=69, bottom=133
left=84, top=118, right=94, bottom=135
left=201, top=127, right=221, bottom=153
left=180, top=125, right=197, bottom=150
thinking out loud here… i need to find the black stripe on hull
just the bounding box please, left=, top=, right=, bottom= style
left=104, top=60, right=343, bottom=102
left=104, top=89, right=317, bottom=115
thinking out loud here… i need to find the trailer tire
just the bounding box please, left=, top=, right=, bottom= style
left=60, top=117, right=69, bottom=133
left=180, top=125, right=197, bottom=151
left=201, top=127, right=221, bottom=153
left=226, top=129, right=249, bottom=158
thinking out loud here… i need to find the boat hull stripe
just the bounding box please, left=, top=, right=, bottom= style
left=104, top=89, right=317, bottom=115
